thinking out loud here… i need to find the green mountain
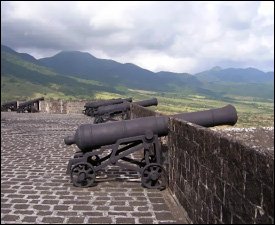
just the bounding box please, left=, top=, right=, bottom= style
left=194, top=66, right=274, bottom=100
left=38, top=50, right=275, bottom=100
left=1, top=45, right=123, bottom=101
left=1, top=44, right=274, bottom=102
left=38, top=50, right=204, bottom=93
left=195, top=66, right=274, bottom=83
left=1, top=45, right=38, bottom=64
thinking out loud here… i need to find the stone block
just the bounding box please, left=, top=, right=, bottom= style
left=219, top=135, right=231, bottom=158
left=241, top=146, right=257, bottom=174
left=256, top=154, right=273, bottom=187
left=244, top=172, right=262, bottom=206
left=262, top=184, right=274, bottom=216
left=212, top=195, right=222, bottom=219
left=222, top=205, right=232, bottom=224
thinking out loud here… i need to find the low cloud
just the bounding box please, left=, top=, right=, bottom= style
left=1, top=1, right=274, bottom=73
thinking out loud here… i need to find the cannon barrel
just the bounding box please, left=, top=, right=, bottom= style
left=84, top=98, right=132, bottom=108
left=95, top=98, right=158, bottom=116
left=65, top=104, right=237, bottom=152
left=1, top=100, right=17, bottom=106
left=1, top=101, right=18, bottom=111
left=172, top=104, right=238, bottom=127
left=133, top=98, right=158, bottom=107
left=64, top=116, right=169, bottom=152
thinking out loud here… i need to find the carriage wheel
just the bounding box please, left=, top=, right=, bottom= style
left=141, top=163, right=166, bottom=190
left=70, top=162, right=96, bottom=187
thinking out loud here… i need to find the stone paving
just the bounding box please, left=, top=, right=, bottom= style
left=1, top=112, right=189, bottom=224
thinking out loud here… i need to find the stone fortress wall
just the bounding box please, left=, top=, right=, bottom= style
left=35, top=100, right=274, bottom=224
left=39, top=100, right=87, bottom=114
left=130, top=104, right=274, bottom=224
left=15, top=100, right=86, bottom=114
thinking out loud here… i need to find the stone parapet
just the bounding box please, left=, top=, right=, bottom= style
left=39, top=100, right=87, bottom=114
left=130, top=104, right=274, bottom=224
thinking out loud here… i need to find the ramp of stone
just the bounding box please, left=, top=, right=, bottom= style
left=1, top=112, right=189, bottom=224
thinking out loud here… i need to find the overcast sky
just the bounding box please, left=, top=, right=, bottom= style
left=1, top=1, right=274, bottom=73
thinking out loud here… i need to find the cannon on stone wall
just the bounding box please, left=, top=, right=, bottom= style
left=1, top=101, right=18, bottom=112
left=17, top=97, right=45, bottom=113
left=83, top=98, right=132, bottom=116
left=93, top=98, right=158, bottom=124
left=64, top=104, right=237, bottom=189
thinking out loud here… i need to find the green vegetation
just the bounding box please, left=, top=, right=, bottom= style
left=203, top=82, right=274, bottom=100
left=1, top=73, right=273, bottom=127
left=2, top=74, right=273, bottom=128
left=125, top=89, right=274, bottom=128
left=2, top=52, right=58, bottom=76
left=1, top=51, right=124, bottom=102
left=1, top=45, right=273, bottom=128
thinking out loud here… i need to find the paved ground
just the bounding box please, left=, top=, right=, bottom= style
left=1, top=112, right=189, bottom=224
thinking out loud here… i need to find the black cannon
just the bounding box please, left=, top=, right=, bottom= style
left=83, top=98, right=132, bottom=116
left=64, top=104, right=237, bottom=189
left=172, top=104, right=238, bottom=127
left=93, top=98, right=158, bottom=124
left=17, top=97, right=45, bottom=113
left=1, top=101, right=18, bottom=112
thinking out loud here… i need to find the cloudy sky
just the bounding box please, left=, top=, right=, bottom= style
left=1, top=1, right=274, bottom=73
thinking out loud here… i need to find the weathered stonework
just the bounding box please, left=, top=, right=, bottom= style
left=130, top=104, right=163, bottom=118
left=40, top=100, right=87, bottom=114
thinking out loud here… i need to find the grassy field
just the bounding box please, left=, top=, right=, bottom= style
left=90, top=89, right=274, bottom=128
left=159, top=96, right=273, bottom=128
left=1, top=81, right=273, bottom=128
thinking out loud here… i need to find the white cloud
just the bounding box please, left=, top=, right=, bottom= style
left=1, top=1, right=274, bottom=73
left=258, top=1, right=274, bottom=17
left=125, top=50, right=197, bottom=73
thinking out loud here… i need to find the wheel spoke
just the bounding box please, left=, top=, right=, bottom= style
left=141, top=163, right=165, bottom=189
left=71, top=163, right=96, bottom=187
left=143, top=171, right=149, bottom=176
left=151, top=179, right=158, bottom=186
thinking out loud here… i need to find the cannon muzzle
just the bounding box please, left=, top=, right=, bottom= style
left=172, top=104, right=238, bottom=127
left=64, top=136, right=76, bottom=146
left=133, top=98, right=158, bottom=107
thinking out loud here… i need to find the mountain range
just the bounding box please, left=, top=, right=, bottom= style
left=1, top=44, right=274, bottom=102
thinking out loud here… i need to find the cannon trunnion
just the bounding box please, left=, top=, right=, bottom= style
left=65, top=104, right=238, bottom=189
